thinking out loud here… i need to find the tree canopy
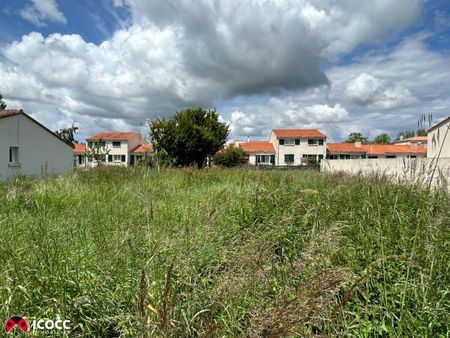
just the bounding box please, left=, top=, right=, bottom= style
left=345, top=132, right=369, bottom=144
left=0, top=94, right=6, bottom=110
left=212, top=145, right=244, bottom=167
left=373, top=133, right=391, bottom=144
left=56, top=124, right=79, bottom=144
left=149, top=107, right=229, bottom=168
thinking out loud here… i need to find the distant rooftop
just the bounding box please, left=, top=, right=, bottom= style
left=86, top=132, right=140, bottom=141
left=239, top=141, right=275, bottom=153
left=272, top=129, right=326, bottom=138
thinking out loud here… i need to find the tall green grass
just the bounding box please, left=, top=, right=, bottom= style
left=0, top=167, right=448, bottom=337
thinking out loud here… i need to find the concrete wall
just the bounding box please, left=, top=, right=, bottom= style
left=269, top=133, right=326, bottom=165
left=321, top=157, right=450, bottom=187
left=0, top=114, right=73, bottom=180
left=428, top=121, right=450, bottom=158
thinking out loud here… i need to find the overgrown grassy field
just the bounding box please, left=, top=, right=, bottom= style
left=1, top=167, right=449, bottom=337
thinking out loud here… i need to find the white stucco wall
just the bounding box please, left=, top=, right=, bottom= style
left=0, top=114, right=73, bottom=180
left=321, top=158, right=450, bottom=187
left=269, top=132, right=326, bottom=165
left=428, top=120, right=450, bottom=158
left=86, top=133, right=147, bottom=166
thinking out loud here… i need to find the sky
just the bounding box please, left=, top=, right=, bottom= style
left=1, top=0, right=450, bottom=143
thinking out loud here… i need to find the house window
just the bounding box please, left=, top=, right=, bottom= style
left=279, top=139, right=285, bottom=145
left=295, top=139, right=300, bottom=145
left=386, top=155, right=396, bottom=159
left=318, top=154, right=324, bottom=161
left=9, top=146, right=19, bottom=166
left=112, top=155, right=122, bottom=162
left=318, top=139, right=324, bottom=146
left=257, top=155, right=272, bottom=164
left=101, top=141, right=106, bottom=147
left=285, top=139, right=295, bottom=146
left=121, top=155, right=126, bottom=162
left=368, top=156, right=378, bottom=159
left=308, top=139, right=318, bottom=146
left=112, top=141, right=121, bottom=148
left=284, top=154, right=294, bottom=164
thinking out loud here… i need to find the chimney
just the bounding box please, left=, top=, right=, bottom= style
left=234, top=138, right=240, bottom=147
left=247, top=136, right=250, bottom=142
left=354, top=141, right=362, bottom=148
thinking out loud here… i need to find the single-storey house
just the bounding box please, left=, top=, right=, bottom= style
left=239, top=141, right=275, bottom=165
left=394, top=136, right=427, bottom=147
left=0, top=109, right=74, bottom=180
left=327, top=142, right=426, bottom=159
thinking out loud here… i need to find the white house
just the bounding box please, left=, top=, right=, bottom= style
left=84, top=131, right=152, bottom=166
left=269, top=129, right=327, bottom=165
left=394, top=136, right=427, bottom=147
left=238, top=141, right=275, bottom=165
left=427, top=116, right=450, bottom=158
left=0, top=109, right=74, bottom=180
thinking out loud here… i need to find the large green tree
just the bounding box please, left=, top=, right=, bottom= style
left=0, top=94, right=6, bottom=110
left=373, top=133, right=391, bottom=144
left=149, top=107, right=229, bottom=168
left=345, top=132, right=369, bottom=144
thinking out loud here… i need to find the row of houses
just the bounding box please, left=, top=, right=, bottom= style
left=236, top=129, right=427, bottom=166
left=1, top=108, right=449, bottom=180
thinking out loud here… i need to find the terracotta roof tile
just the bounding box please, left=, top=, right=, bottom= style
left=394, top=136, right=427, bottom=143
left=327, top=143, right=426, bottom=156
left=86, top=132, right=139, bottom=141
left=130, top=144, right=154, bottom=153
left=361, top=144, right=427, bottom=156
left=327, top=143, right=367, bottom=154
left=0, top=109, right=22, bottom=119
left=74, top=144, right=86, bottom=154
left=239, top=141, right=275, bottom=153
left=272, top=129, right=326, bottom=138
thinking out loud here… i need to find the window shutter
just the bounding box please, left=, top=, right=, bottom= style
left=270, top=155, right=275, bottom=164
left=108, top=155, right=112, bottom=162
left=279, top=139, right=285, bottom=145
left=295, top=139, right=300, bottom=145
left=121, top=155, right=126, bottom=162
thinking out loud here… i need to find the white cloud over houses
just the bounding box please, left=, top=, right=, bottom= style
left=20, top=0, right=67, bottom=26
left=2, top=0, right=450, bottom=142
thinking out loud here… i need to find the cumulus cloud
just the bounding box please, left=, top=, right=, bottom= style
left=4, top=0, right=447, bottom=142
left=344, top=73, right=417, bottom=110
left=20, top=0, right=67, bottom=26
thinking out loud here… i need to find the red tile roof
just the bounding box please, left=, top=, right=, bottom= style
left=327, top=143, right=426, bottom=156
left=272, top=129, right=326, bottom=138
left=327, top=143, right=367, bottom=154
left=362, top=144, right=426, bottom=156
left=130, top=144, right=154, bottom=153
left=394, top=136, right=427, bottom=143
left=86, top=132, right=139, bottom=141
left=74, top=143, right=86, bottom=154
left=239, top=141, right=275, bottom=153
left=0, top=109, right=22, bottom=119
